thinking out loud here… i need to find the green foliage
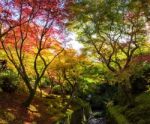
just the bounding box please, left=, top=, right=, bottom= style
left=129, top=62, right=150, bottom=94
left=39, top=77, right=51, bottom=88
left=119, top=92, right=150, bottom=124
left=69, top=0, right=150, bottom=110
left=107, top=92, right=150, bottom=124
left=77, top=81, right=118, bottom=112
left=0, top=0, right=149, bottom=123
left=104, top=62, right=150, bottom=105
left=135, top=92, right=150, bottom=104
left=0, top=70, right=19, bottom=93
left=125, top=104, right=150, bottom=124
left=142, top=62, right=150, bottom=82
left=69, top=0, right=146, bottom=74
left=52, top=85, right=62, bottom=94
left=107, top=106, right=130, bottom=124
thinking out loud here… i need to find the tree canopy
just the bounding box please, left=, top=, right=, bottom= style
left=0, top=1, right=150, bottom=123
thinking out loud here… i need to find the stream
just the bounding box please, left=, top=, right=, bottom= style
left=88, top=110, right=106, bottom=124
left=56, top=105, right=106, bottom=124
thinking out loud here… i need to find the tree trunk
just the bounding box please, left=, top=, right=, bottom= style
left=22, top=89, right=35, bottom=107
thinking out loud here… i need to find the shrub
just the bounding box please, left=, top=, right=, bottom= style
left=0, top=69, right=18, bottom=93
left=52, top=85, right=62, bottom=94
left=130, top=62, right=150, bottom=94
left=119, top=92, right=150, bottom=124
left=39, top=77, right=51, bottom=88
left=107, top=106, right=130, bottom=124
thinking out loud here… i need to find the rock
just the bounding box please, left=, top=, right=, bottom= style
left=88, top=117, right=106, bottom=124
left=88, top=111, right=106, bottom=124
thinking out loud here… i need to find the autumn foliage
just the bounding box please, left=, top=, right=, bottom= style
left=0, top=0, right=73, bottom=107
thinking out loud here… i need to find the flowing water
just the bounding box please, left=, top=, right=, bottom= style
left=56, top=105, right=106, bottom=124
left=87, top=110, right=106, bottom=124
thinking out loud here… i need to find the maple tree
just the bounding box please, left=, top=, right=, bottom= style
left=69, top=0, right=147, bottom=74
left=46, top=49, right=86, bottom=96
left=68, top=0, right=149, bottom=106
left=0, top=0, right=73, bottom=107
